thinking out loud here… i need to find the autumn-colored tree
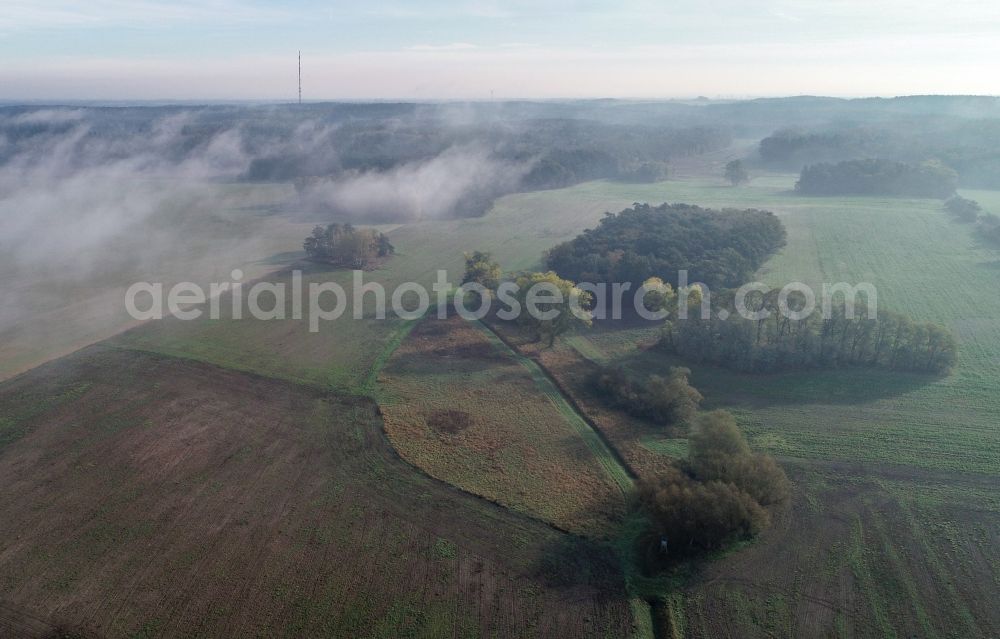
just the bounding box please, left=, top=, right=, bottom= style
left=639, top=276, right=676, bottom=314
left=513, top=271, right=593, bottom=346
left=462, top=251, right=502, bottom=291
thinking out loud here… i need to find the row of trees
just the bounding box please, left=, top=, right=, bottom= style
left=661, top=292, right=957, bottom=374
left=638, top=411, right=790, bottom=553
left=944, top=196, right=1000, bottom=244
left=545, top=203, right=786, bottom=290
left=303, top=223, right=394, bottom=268
left=795, top=158, right=958, bottom=198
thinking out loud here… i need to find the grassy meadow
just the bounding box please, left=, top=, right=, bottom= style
left=379, top=315, right=629, bottom=536
left=541, top=175, right=1000, bottom=637
left=562, top=175, right=1000, bottom=477
left=113, top=181, right=661, bottom=395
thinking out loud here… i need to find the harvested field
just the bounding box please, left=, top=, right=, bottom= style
left=378, top=315, right=628, bottom=537
left=676, top=462, right=1000, bottom=639
left=0, top=347, right=635, bottom=638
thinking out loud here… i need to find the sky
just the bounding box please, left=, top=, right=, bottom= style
left=1, top=0, right=998, bottom=101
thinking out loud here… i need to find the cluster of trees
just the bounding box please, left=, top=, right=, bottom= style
left=303, top=223, right=394, bottom=268
left=795, top=159, right=958, bottom=198
left=461, top=251, right=502, bottom=291
left=460, top=252, right=593, bottom=347
left=945, top=195, right=983, bottom=222
left=590, top=366, right=702, bottom=426
left=510, top=271, right=593, bottom=346
left=661, top=292, right=957, bottom=374
left=638, top=411, right=789, bottom=553
left=944, top=196, right=1000, bottom=244
left=545, top=203, right=786, bottom=290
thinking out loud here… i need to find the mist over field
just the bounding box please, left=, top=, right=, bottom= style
left=1, top=93, right=1000, bottom=638
left=0, top=107, right=545, bottom=372
left=4, top=2, right=1000, bottom=638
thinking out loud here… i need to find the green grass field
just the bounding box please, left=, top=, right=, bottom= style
left=113, top=182, right=662, bottom=395
left=546, top=175, right=1000, bottom=637
left=558, top=176, right=1000, bottom=476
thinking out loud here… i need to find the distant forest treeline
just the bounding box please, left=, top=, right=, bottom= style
left=794, top=158, right=958, bottom=198
left=254, top=120, right=729, bottom=184
left=0, top=104, right=730, bottom=219
left=759, top=121, right=1000, bottom=189
left=545, top=203, right=786, bottom=289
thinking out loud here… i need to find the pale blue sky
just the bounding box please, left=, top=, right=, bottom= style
left=1, top=1, right=998, bottom=100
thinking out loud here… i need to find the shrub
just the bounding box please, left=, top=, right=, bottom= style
left=591, top=366, right=702, bottom=426
left=638, top=476, right=769, bottom=552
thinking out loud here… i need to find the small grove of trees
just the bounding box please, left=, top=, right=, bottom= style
left=638, top=410, right=789, bottom=553
left=795, top=158, right=958, bottom=198
left=724, top=159, right=749, bottom=186
left=462, top=251, right=592, bottom=347
left=661, top=292, right=958, bottom=374
left=590, top=365, right=702, bottom=426
left=304, top=223, right=394, bottom=268
left=944, top=195, right=982, bottom=222
left=943, top=196, right=1000, bottom=244
left=545, top=203, right=786, bottom=290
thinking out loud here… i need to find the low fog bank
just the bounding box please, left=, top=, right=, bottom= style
left=293, top=146, right=529, bottom=221
left=6, top=96, right=992, bottom=378
left=0, top=103, right=735, bottom=294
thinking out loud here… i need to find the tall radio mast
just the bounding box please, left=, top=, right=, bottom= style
left=298, top=51, right=302, bottom=104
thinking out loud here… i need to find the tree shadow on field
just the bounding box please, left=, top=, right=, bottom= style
left=531, top=534, right=624, bottom=597
left=612, top=349, right=943, bottom=409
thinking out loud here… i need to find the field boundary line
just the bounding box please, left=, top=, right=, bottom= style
left=473, top=320, right=636, bottom=491
left=361, top=316, right=423, bottom=395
